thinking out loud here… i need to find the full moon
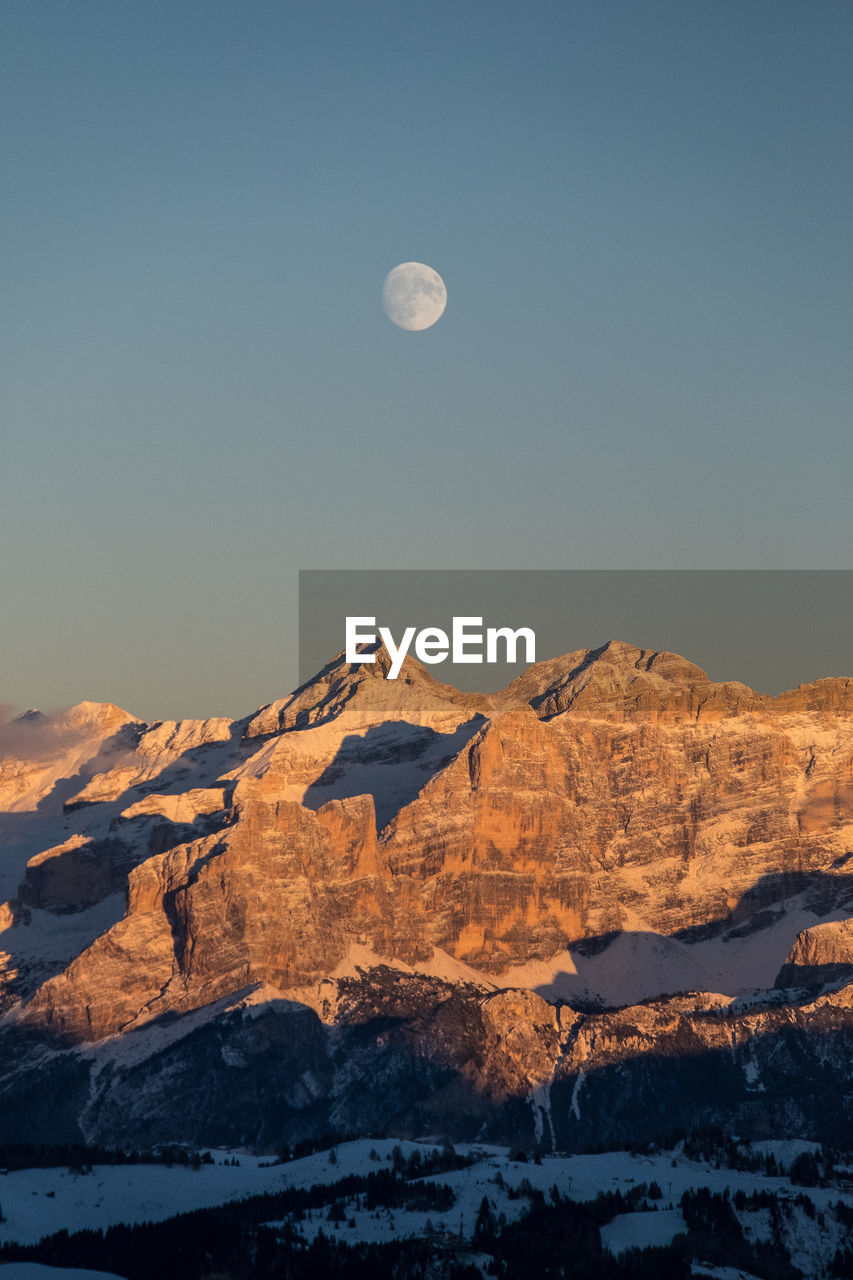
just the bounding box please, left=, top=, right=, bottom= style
left=382, top=262, right=447, bottom=331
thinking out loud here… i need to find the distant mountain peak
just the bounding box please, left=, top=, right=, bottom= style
left=13, top=708, right=46, bottom=724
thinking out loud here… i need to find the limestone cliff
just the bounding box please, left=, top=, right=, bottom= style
left=2, top=642, right=853, bottom=1148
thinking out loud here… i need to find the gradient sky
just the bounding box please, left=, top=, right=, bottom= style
left=2, top=1, right=851, bottom=720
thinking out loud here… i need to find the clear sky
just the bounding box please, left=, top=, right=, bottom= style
left=2, top=1, right=851, bottom=720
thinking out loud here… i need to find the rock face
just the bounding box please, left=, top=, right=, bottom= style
left=2, top=968, right=853, bottom=1152
left=776, top=917, right=853, bottom=987
left=2, top=641, right=853, bottom=1147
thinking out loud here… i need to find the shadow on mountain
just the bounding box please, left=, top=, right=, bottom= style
left=671, top=868, right=853, bottom=944
left=546, top=1020, right=853, bottom=1154
left=272, top=652, right=365, bottom=732
left=4, top=963, right=853, bottom=1153
left=0, top=722, right=146, bottom=900
left=535, top=869, right=853, bottom=1007
left=301, top=716, right=485, bottom=830
left=0, top=726, right=251, bottom=998
left=62, top=722, right=247, bottom=815
left=0, top=720, right=150, bottom=920
left=526, top=643, right=610, bottom=717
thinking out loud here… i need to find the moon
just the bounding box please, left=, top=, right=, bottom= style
left=382, top=262, right=447, bottom=331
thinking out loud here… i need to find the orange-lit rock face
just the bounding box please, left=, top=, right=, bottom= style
left=5, top=643, right=853, bottom=1041
left=381, top=709, right=592, bottom=966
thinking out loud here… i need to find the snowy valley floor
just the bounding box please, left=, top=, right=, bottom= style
left=1, top=1137, right=852, bottom=1278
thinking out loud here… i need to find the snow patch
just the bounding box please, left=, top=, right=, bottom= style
left=570, top=1071, right=585, bottom=1122
left=530, top=1081, right=554, bottom=1148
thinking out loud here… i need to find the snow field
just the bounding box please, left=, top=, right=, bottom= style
left=0, top=1138, right=851, bottom=1270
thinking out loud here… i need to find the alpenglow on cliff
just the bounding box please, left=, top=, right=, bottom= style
left=1, top=641, right=853, bottom=1148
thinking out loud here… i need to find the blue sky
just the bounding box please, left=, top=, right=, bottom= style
left=2, top=1, right=851, bottom=718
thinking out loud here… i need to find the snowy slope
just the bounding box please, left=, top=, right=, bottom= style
left=499, top=899, right=852, bottom=1006
left=1, top=1139, right=850, bottom=1278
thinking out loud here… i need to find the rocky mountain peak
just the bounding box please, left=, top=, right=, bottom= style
left=3, top=640, right=853, bottom=1061
left=246, top=643, right=481, bottom=738
left=491, top=639, right=730, bottom=722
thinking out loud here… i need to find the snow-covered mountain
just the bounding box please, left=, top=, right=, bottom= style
left=1, top=642, right=852, bottom=1148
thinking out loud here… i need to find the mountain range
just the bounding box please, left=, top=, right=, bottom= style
left=1, top=640, right=852, bottom=1150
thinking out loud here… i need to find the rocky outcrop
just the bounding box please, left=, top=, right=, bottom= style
left=776, top=916, right=853, bottom=988
left=2, top=965, right=853, bottom=1150
left=2, top=640, right=853, bottom=1148
left=19, top=834, right=126, bottom=912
